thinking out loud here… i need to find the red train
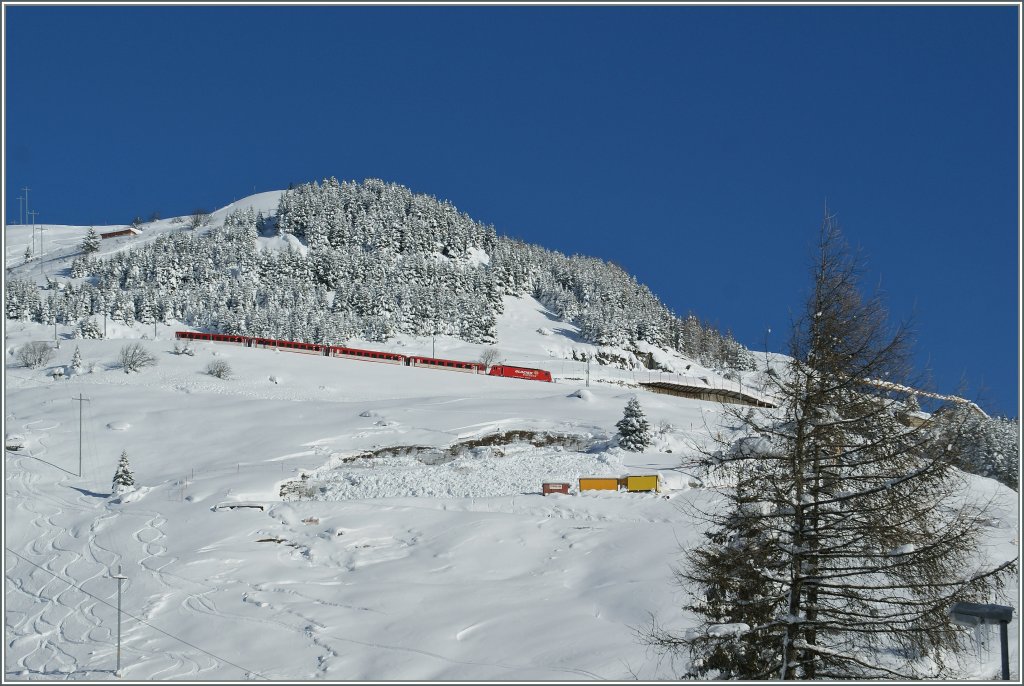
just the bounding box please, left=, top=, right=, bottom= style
left=173, top=331, right=551, bottom=382
left=487, top=365, right=553, bottom=382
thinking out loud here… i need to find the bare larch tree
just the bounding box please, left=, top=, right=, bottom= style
left=642, top=212, right=1016, bottom=680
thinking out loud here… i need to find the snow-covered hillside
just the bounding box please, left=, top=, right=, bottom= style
left=4, top=193, right=1018, bottom=680
left=4, top=308, right=1019, bottom=680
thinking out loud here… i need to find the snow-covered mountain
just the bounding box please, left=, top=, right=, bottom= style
left=3, top=186, right=1018, bottom=680
left=6, top=180, right=755, bottom=375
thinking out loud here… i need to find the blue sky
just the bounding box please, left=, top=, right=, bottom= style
left=5, top=5, right=1020, bottom=417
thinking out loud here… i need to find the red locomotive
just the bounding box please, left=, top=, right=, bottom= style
left=487, top=365, right=553, bottom=382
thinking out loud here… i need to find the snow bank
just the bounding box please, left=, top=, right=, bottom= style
left=296, top=445, right=628, bottom=500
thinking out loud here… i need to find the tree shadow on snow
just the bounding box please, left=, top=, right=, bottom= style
left=68, top=485, right=111, bottom=499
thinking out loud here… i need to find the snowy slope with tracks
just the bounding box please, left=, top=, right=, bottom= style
left=3, top=198, right=1019, bottom=680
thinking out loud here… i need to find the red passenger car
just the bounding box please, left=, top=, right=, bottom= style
left=329, top=346, right=406, bottom=365
left=408, top=356, right=484, bottom=374
left=487, top=365, right=553, bottom=382
left=175, top=331, right=247, bottom=346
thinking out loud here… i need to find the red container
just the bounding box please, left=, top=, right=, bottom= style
left=542, top=482, right=571, bottom=495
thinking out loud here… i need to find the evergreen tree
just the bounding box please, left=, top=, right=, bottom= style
left=75, top=317, right=103, bottom=339
left=81, top=226, right=100, bottom=254
left=71, top=345, right=83, bottom=372
left=112, top=450, right=135, bottom=494
left=643, top=213, right=1015, bottom=679
left=932, top=405, right=1019, bottom=490
left=616, top=397, right=651, bottom=451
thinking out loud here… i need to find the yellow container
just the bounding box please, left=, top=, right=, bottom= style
left=579, top=477, right=620, bottom=492
left=626, top=475, right=659, bottom=492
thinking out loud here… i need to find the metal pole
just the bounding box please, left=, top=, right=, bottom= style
left=117, top=575, right=122, bottom=672
left=999, top=620, right=1009, bottom=680
left=114, top=567, right=127, bottom=675
left=22, top=186, right=30, bottom=228
left=28, top=210, right=38, bottom=256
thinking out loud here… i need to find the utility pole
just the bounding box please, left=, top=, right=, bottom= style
left=18, top=195, right=23, bottom=226
left=113, top=566, right=127, bottom=676
left=38, top=218, right=46, bottom=276
left=21, top=186, right=30, bottom=226
left=28, top=210, right=38, bottom=258
left=72, top=394, right=91, bottom=477
left=586, top=357, right=590, bottom=387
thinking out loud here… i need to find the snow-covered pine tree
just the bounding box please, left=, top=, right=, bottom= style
left=112, top=450, right=135, bottom=494
left=616, top=397, right=651, bottom=451
left=81, top=226, right=100, bottom=254
left=76, top=317, right=103, bottom=339
left=71, top=346, right=83, bottom=372
left=932, top=405, right=1019, bottom=490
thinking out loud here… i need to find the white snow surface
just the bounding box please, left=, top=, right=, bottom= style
left=3, top=194, right=1019, bottom=680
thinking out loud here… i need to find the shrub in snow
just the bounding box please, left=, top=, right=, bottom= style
left=206, top=359, right=232, bottom=379
left=479, top=347, right=501, bottom=369
left=119, top=342, right=157, bottom=373
left=17, top=342, right=54, bottom=369
left=187, top=209, right=212, bottom=231
left=616, top=397, right=651, bottom=451
left=112, top=450, right=135, bottom=495
left=172, top=341, right=193, bottom=358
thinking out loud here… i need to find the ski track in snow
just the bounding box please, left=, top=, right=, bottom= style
left=4, top=443, right=216, bottom=680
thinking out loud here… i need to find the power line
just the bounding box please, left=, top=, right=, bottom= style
left=4, top=547, right=269, bottom=680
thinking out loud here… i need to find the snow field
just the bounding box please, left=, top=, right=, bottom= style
left=3, top=217, right=1018, bottom=680
left=4, top=312, right=729, bottom=679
